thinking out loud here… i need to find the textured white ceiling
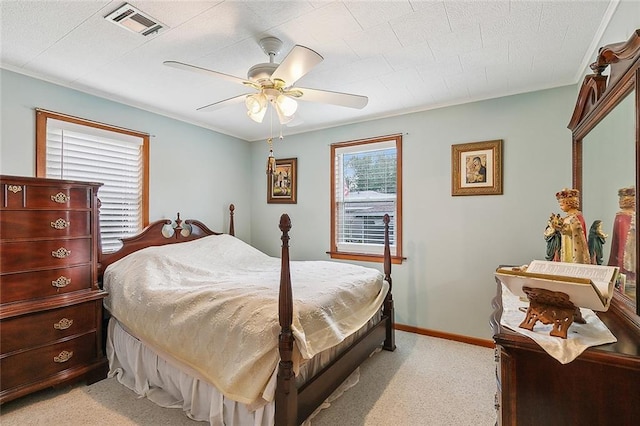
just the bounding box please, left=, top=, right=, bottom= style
left=0, top=0, right=616, bottom=141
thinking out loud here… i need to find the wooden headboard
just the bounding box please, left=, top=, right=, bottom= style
left=98, top=204, right=235, bottom=279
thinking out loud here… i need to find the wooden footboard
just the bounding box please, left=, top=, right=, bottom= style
left=275, top=214, right=395, bottom=426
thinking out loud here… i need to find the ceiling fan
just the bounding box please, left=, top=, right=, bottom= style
left=164, top=36, right=368, bottom=125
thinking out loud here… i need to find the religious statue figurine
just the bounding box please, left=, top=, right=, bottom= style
left=623, top=215, right=636, bottom=279
left=608, top=187, right=636, bottom=283
left=544, top=213, right=562, bottom=261
left=588, top=220, right=608, bottom=265
left=546, top=188, right=591, bottom=264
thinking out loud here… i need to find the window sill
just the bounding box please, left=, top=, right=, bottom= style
left=326, top=251, right=405, bottom=264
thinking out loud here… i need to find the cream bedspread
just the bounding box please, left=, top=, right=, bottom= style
left=103, top=234, right=388, bottom=406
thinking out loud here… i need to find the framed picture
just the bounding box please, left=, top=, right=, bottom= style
left=267, top=157, right=297, bottom=204
left=451, top=139, right=503, bottom=196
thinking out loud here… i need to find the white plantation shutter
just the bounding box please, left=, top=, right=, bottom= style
left=333, top=137, right=400, bottom=257
left=45, top=118, right=144, bottom=252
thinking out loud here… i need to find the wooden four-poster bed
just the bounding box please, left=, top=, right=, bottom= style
left=98, top=204, right=396, bottom=425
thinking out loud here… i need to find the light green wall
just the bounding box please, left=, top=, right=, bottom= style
left=249, top=86, right=576, bottom=340
left=0, top=69, right=252, bottom=241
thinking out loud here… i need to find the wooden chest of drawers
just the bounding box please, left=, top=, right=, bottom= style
left=0, top=175, right=107, bottom=404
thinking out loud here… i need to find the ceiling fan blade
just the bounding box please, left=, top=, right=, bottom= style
left=297, top=87, right=368, bottom=109
left=197, top=94, right=249, bottom=112
left=271, top=45, right=323, bottom=86
left=164, top=60, right=250, bottom=86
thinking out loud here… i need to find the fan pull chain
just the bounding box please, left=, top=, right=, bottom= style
left=266, top=137, right=276, bottom=175
left=266, top=106, right=276, bottom=175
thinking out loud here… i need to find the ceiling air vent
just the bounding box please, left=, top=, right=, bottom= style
left=105, top=3, right=166, bottom=36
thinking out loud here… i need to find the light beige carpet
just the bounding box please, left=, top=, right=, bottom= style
left=0, top=331, right=497, bottom=425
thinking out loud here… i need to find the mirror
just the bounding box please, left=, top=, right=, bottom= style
left=582, top=91, right=636, bottom=299
left=569, top=30, right=640, bottom=323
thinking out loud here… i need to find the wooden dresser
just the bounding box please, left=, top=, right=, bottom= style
left=0, top=175, right=107, bottom=404
left=491, top=280, right=640, bottom=425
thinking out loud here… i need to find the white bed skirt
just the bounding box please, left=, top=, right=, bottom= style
left=106, top=312, right=382, bottom=425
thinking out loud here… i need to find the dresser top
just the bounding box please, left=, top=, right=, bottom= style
left=1, top=175, right=102, bottom=187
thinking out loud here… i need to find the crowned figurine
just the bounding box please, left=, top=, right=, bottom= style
left=609, top=187, right=636, bottom=282
left=544, top=188, right=591, bottom=264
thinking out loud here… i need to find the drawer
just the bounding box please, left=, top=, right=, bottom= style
left=0, top=238, right=92, bottom=273
left=0, top=265, right=92, bottom=304
left=1, top=301, right=98, bottom=353
left=1, top=183, right=92, bottom=210
left=0, top=210, right=91, bottom=240
left=0, top=332, right=97, bottom=391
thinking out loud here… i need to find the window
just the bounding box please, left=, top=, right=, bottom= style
left=330, top=134, right=403, bottom=263
left=36, top=109, right=149, bottom=252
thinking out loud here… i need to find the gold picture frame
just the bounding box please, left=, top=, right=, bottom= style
left=267, top=157, right=297, bottom=204
left=451, top=139, right=503, bottom=196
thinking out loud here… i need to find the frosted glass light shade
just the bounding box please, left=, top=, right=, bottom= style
left=246, top=93, right=267, bottom=114
left=275, top=105, right=294, bottom=124
left=247, top=107, right=267, bottom=123
left=276, top=94, right=298, bottom=116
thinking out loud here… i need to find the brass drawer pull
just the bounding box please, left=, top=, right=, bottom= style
left=8, top=185, right=22, bottom=193
left=51, top=247, right=71, bottom=258
left=54, top=318, right=74, bottom=330
left=51, top=218, right=70, bottom=229
left=51, top=192, right=70, bottom=203
left=52, top=276, right=71, bottom=288
left=53, top=350, right=73, bottom=363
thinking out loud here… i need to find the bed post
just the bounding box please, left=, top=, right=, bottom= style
left=275, top=214, right=297, bottom=426
left=229, top=204, right=235, bottom=236
left=383, top=214, right=396, bottom=351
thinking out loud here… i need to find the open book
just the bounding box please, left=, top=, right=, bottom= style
left=495, top=260, right=619, bottom=311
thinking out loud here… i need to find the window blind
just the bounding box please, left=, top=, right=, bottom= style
left=334, top=140, right=397, bottom=255
left=45, top=119, right=144, bottom=252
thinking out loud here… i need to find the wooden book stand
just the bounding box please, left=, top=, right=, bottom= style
left=519, top=286, right=586, bottom=339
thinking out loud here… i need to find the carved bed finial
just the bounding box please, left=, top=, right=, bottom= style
left=229, top=204, right=235, bottom=236
left=279, top=213, right=291, bottom=234
left=174, top=212, right=183, bottom=238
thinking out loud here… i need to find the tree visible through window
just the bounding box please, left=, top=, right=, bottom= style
left=36, top=109, right=149, bottom=252
left=330, top=135, right=403, bottom=263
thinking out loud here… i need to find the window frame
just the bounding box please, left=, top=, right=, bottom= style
left=35, top=109, right=150, bottom=250
left=329, top=134, right=403, bottom=264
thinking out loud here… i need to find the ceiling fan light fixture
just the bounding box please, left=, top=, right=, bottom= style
left=247, top=105, right=267, bottom=123
left=275, top=94, right=298, bottom=117
left=246, top=93, right=267, bottom=114
left=275, top=104, right=295, bottom=125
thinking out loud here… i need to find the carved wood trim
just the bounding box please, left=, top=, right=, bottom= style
left=591, top=29, right=640, bottom=82
left=567, top=74, right=607, bottom=131
left=569, top=30, right=640, bottom=132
